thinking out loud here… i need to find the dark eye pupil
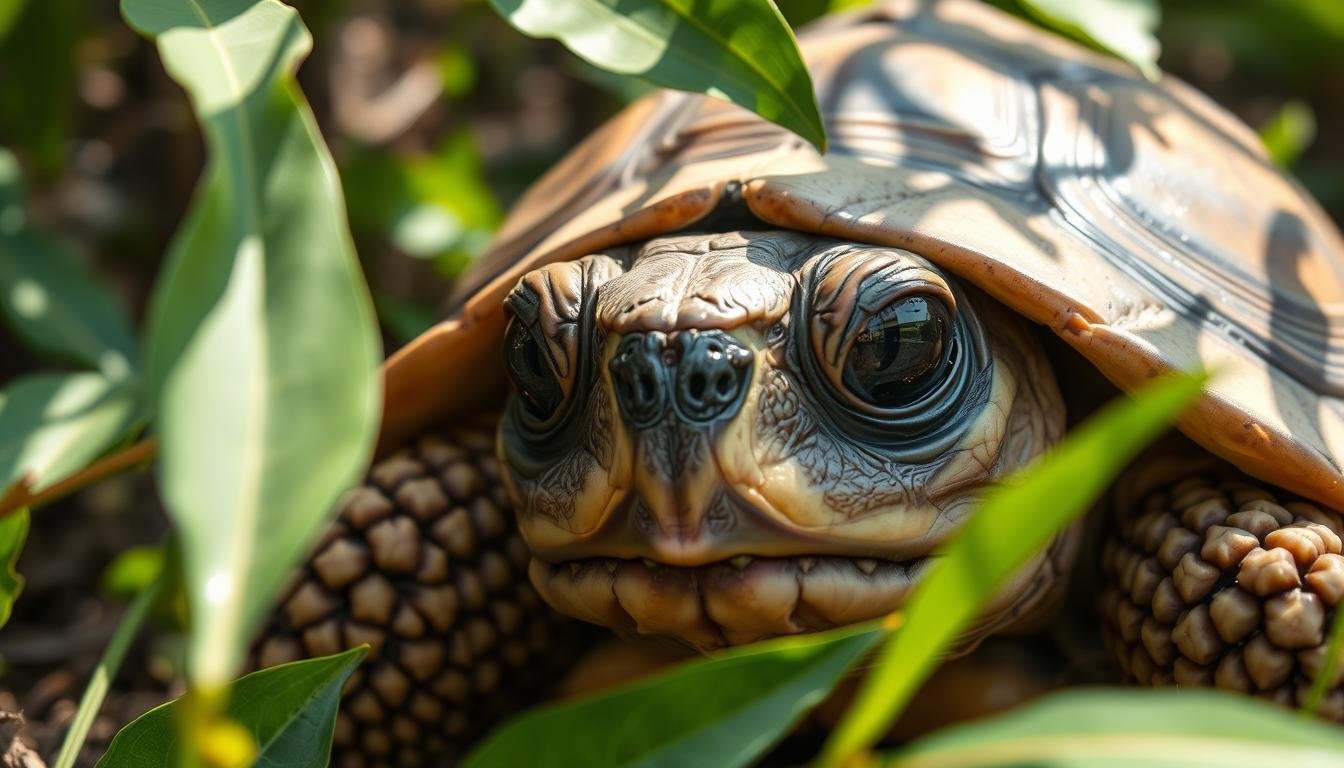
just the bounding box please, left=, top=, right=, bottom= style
left=505, top=322, right=562, bottom=420
left=842, top=296, right=949, bottom=407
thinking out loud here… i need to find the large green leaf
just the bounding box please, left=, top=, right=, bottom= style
left=818, top=372, right=1206, bottom=766
left=488, top=0, right=827, bottom=152
left=464, top=623, right=883, bottom=768
left=0, top=372, right=139, bottom=497
left=889, top=688, right=1344, bottom=767
left=123, top=0, right=381, bottom=686
left=0, top=507, right=27, bottom=628
left=1015, top=0, right=1160, bottom=79
left=0, top=148, right=138, bottom=377
left=97, top=647, right=366, bottom=767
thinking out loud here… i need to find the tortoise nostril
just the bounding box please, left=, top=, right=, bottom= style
left=610, top=330, right=751, bottom=427
left=688, top=372, right=706, bottom=401
left=673, top=330, right=752, bottom=423
left=610, top=332, right=670, bottom=428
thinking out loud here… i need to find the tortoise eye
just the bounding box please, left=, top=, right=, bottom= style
left=841, top=296, right=952, bottom=409
left=504, top=319, right=563, bottom=421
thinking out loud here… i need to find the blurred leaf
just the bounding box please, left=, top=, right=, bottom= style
left=101, top=545, right=165, bottom=601
left=0, top=147, right=19, bottom=214
left=372, top=291, right=435, bottom=345
left=889, top=688, right=1344, bottom=767
left=1016, top=0, right=1160, bottom=79
left=123, top=0, right=382, bottom=686
left=819, top=371, right=1207, bottom=767
left=0, top=0, right=80, bottom=173
left=775, top=0, right=868, bottom=27
left=0, top=0, right=29, bottom=41
left=0, top=508, right=27, bottom=629
left=436, top=44, right=477, bottom=98
left=1259, top=100, right=1317, bottom=169
left=488, top=0, right=828, bottom=153
left=98, top=647, right=367, bottom=767
left=465, top=622, right=883, bottom=768
left=0, top=148, right=138, bottom=377
left=0, top=231, right=137, bottom=378
left=0, top=372, right=139, bottom=500
left=1160, top=0, right=1344, bottom=78
left=344, top=131, right=501, bottom=275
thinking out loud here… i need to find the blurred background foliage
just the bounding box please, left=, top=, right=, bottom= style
left=0, top=0, right=1341, bottom=760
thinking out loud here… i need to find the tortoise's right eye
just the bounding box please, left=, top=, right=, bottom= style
left=505, top=319, right=562, bottom=421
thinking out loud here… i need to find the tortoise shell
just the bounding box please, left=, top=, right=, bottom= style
left=382, top=0, right=1344, bottom=510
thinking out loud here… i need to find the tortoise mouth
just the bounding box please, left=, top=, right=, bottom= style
left=528, top=553, right=936, bottom=650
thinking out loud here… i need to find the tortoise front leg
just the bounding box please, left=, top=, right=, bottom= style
left=1101, top=455, right=1344, bottom=718
left=253, top=415, right=584, bottom=767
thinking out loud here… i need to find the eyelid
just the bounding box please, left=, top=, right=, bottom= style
left=808, top=248, right=956, bottom=371
left=505, top=254, right=628, bottom=400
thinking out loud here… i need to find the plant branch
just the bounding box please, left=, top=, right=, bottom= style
left=0, top=438, right=157, bottom=518
left=54, top=573, right=162, bottom=768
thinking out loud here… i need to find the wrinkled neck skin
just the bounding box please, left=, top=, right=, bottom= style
left=497, top=230, right=1073, bottom=650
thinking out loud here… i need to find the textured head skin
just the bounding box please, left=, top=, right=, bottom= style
left=499, top=231, right=1070, bottom=648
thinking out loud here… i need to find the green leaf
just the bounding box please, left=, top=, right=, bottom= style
left=818, top=371, right=1207, bottom=767
left=487, top=0, right=828, bottom=153
left=0, top=0, right=81, bottom=173
left=0, top=235, right=138, bottom=377
left=372, top=291, right=436, bottom=345
left=1015, top=0, right=1160, bottom=79
left=0, top=147, right=137, bottom=378
left=0, top=372, right=139, bottom=498
left=775, top=0, right=868, bottom=28
left=1259, top=100, right=1317, bottom=169
left=101, top=545, right=166, bottom=601
left=97, top=647, right=367, bottom=767
left=889, top=688, right=1344, bottom=767
left=123, top=0, right=382, bottom=685
left=56, top=574, right=161, bottom=768
left=465, top=622, right=883, bottom=768
left=0, top=0, right=30, bottom=42
left=0, top=508, right=28, bottom=629
left=343, top=132, right=501, bottom=274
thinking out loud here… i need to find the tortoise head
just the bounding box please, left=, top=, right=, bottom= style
left=498, top=230, right=1069, bottom=649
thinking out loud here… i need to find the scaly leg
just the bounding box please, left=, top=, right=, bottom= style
left=1101, top=455, right=1344, bottom=718
left=253, top=415, right=585, bottom=767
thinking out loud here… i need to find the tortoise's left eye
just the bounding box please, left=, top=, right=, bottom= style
left=505, top=319, right=562, bottom=421
left=840, top=296, right=952, bottom=409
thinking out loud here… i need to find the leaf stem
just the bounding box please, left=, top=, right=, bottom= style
left=0, top=438, right=157, bottom=518
left=54, top=572, right=162, bottom=768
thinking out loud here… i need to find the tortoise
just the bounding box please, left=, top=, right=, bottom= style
left=254, top=0, right=1344, bottom=763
